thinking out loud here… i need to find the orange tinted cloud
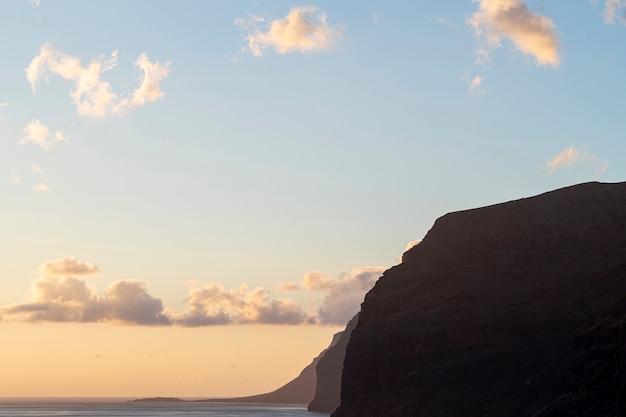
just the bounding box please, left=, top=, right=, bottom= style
left=469, top=0, right=560, bottom=66
left=1, top=276, right=169, bottom=325
left=39, top=256, right=100, bottom=277
left=174, top=283, right=308, bottom=326
left=236, top=6, right=344, bottom=57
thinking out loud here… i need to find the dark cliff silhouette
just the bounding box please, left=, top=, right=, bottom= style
left=333, top=182, right=626, bottom=417
left=308, top=314, right=359, bottom=413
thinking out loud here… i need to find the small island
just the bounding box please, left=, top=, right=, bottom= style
left=129, top=397, right=186, bottom=403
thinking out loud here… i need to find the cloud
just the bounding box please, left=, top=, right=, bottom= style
left=469, top=0, right=560, bottom=66
left=302, top=267, right=385, bottom=325
left=373, top=12, right=386, bottom=25
left=469, top=75, right=484, bottom=93
left=0, top=102, right=9, bottom=107
left=546, top=146, right=608, bottom=174
left=32, top=164, right=43, bottom=174
left=596, top=0, right=626, bottom=24
left=114, top=53, right=171, bottom=114
left=235, top=6, right=344, bottom=57
left=26, top=42, right=169, bottom=117
left=30, top=0, right=40, bottom=6
left=18, top=119, right=67, bottom=149
left=1, top=276, right=169, bottom=325
left=10, top=167, right=21, bottom=184
left=174, top=283, right=308, bottom=326
left=39, top=256, right=100, bottom=277
left=33, top=183, right=51, bottom=193
left=275, top=282, right=300, bottom=291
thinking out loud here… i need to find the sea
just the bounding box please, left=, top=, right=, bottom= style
left=0, top=400, right=331, bottom=417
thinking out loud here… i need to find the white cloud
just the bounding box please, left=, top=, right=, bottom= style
left=235, top=6, right=344, bottom=57
left=174, top=283, right=308, bottom=326
left=30, top=0, right=40, bottom=6
left=546, top=146, right=608, bottom=174
left=0, top=102, right=9, bottom=107
left=302, top=267, right=385, bottom=325
left=26, top=42, right=169, bottom=117
left=18, top=119, right=67, bottom=149
left=32, top=164, right=43, bottom=174
left=39, top=256, right=100, bottom=277
left=469, top=0, right=560, bottom=66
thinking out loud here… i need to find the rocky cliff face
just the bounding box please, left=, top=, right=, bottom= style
left=308, top=314, right=359, bottom=413
left=333, top=182, right=626, bottom=417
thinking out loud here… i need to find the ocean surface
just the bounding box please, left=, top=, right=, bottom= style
left=0, top=400, right=331, bottom=417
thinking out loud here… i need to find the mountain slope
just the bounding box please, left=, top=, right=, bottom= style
left=333, top=182, right=626, bottom=417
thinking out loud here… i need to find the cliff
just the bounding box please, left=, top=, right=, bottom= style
left=308, top=314, right=359, bottom=413
left=197, top=321, right=348, bottom=405
left=198, top=353, right=320, bottom=404
left=333, top=182, right=626, bottom=417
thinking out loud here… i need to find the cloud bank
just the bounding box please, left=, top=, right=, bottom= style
left=1, top=257, right=387, bottom=327
left=2, top=277, right=169, bottom=325
left=26, top=42, right=170, bottom=117
left=236, top=6, right=344, bottom=57
left=469, top=0, right=560, bottom=66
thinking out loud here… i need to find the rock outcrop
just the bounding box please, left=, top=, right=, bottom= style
left=308, top=314, right=359, bottom=413
left=333, top=182, right=626, bottom=417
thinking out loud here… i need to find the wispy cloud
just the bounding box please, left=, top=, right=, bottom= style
left=275, top=282, right=300, bottom=291
left=469, top=0, right=560, bottom=66
left=10, top=167, right=21, bottom=184
left=373, top=11, right=386, bottom=25
left=26, top=42, right=170, bottom=117
left=591, top=0, right=626, bottom=24
left=470, top=75, right=484, bottom=93
left=546, top=146, right=608, bottom=174
left=113, top=53, right=171, bottom=114
left=18, top=119, right=66, bottom=149
left=235, top=6, right=344, bottom=57
left=33, top=183, right=51, bottom=193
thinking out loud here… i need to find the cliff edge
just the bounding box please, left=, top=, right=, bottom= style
left=333, top=182, right=626, bottom=417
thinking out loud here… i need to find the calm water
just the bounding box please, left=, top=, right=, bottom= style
left=0, top=400, right=331, bottom=417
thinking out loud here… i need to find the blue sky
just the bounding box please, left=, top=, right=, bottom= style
left=0, top=0, right=625, bottom=396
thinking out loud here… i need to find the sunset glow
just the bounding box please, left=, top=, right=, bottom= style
left=1, top=0, right=624, bottom=398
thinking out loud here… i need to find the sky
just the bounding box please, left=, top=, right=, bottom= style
left=0, top=0, right=625, bottom=398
